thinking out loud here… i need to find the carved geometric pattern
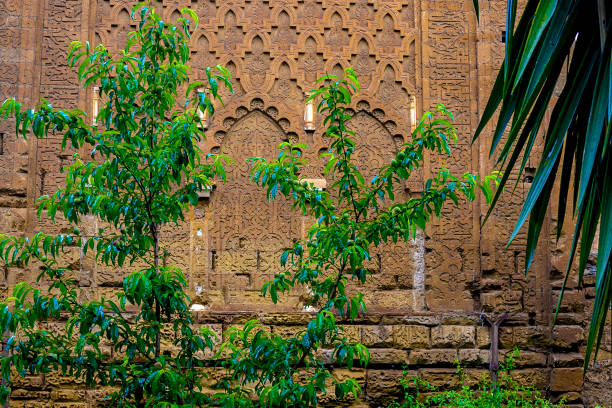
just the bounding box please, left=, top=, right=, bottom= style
left=93, top=0, right=420, bottom=137
left=98, top=0, right=424, bottom=310
left=0, top=0, right=28, bottom=204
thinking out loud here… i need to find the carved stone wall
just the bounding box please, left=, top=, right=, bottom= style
left=0, top=0, right=609, bottom=406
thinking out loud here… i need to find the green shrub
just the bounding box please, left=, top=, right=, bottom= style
left=389, top=350, right=565, bottom=408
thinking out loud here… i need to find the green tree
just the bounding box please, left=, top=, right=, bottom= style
left=0, top=4, right=232, bottom=406
left=210, top=69, right=500, bottom=407
left=472, top=1, right=610, bottom=366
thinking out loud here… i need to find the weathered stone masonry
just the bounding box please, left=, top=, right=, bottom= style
left=0, top=0, right=610, bottom=406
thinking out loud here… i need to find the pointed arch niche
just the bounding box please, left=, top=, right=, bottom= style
left=198, top=109, right=303, bottom=310
left=343, top=110, right=426, bottom=312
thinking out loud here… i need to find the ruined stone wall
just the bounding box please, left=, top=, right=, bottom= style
left=0, top=0, right=610, bottom=406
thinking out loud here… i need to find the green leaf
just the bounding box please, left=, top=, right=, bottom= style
left=577, top=36, right=611, bottom=210
left=508, top=37, right=598, bottom=250
left=504, top=0, right=517, bottom=84
left=512, top=0, right=558, bottom=90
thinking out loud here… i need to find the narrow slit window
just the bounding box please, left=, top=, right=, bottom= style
left=92, top=86, right=100, bottom=126
left=410, top=95, right=417, bottom=132
left=304, top=97, right=315, bottom=131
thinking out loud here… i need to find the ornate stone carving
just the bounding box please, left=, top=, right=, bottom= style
left=298, top=36, right=324, bottom=84
left=244, top=0, right=271, bottom=26
left=192, top=34, right=217, bottom=79
left=349, top=0, right=375, bottom=27
left=244, top=35, right=271, bottom=89
left=351, top=38, right=376, bottom=89
left=375, top=65, right=411, bottom=118
left=376, top=14, right=402, bottom=53
left=218, top=10, right=243, bottom=53
left=205, top=110, right=300, bottom=298
left=324, top=12, right=349, bottom=51
left=271, top=62, right=303, bottom=104
left=271, top=11, right=297, bottom=52
left=297, top=0, right=324, bottom=27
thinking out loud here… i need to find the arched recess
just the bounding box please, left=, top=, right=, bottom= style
left=343, top=111, right=425, bottom=311
left=203, top=110, right=302, bottom=307
left=347, top=110, right=400, bottom=180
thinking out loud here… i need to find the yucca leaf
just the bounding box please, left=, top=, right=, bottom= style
left=524, top=158, right=558, bottom=273
left=577, top=33, right=611, bottom=210
left=512, top=0, right=558, bottom=90
left=596, top=148, right=612, bottom=292
left=472, top=0, right=539, bottom=142
left=522, top=1, right=576, bottom=104
left=472, top=65, right=504, bottom=143
left=555, top=121, right=577, bottom=239
left=504, top=0, right=517, bottom=84
left=509, top=38, right=598, bottom=250
left=482, top=75, right=558, bottom=225
left=577, top=177, right=600, bottom=287
left=584, top=262, right=611, bottom=367
left=501, top=48, right=566, bottom=168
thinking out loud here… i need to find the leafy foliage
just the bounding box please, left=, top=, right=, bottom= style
left=389, top=349, right=565, bottom=408
left=0, top=4, right=232, bottom=406
left=210, top=68, right=500, bottom=407
left=472, top=0, right=611, bottom=366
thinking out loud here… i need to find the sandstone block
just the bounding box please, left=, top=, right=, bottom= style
left=418, top=368, right=460, bottom=388
left=11, top=375, right=44, bottom=388
left=409, top=349, right=457, bottom=366
left=553, top=352, right=584, bottom=367
left=9, top=389, right=50, bottom=400
left=363, top=289, right=414, bottom=310
left=505, top=326, right=550, bottom=349
left=45, top=371, right=86, bottom=387
left=51, top=389, right=86, bottom=401
left=393, top=325, right=430, bottom=349
left=258, top=312, right=313, bottom=325
left=554, top=312, right=586, bottom=325
left=550, top=367, right=583, bottom=392
left=501, top=350, right=548, bottom=367
left=86, top=388, right=116, bottom=405
left=510, top=368, right=549, bottom=389
left=440, top=315, right=479, bottom=326
left=271, top=325, right=303, bottom=338
left=362, top=325, right=394, bottom=347
left=462, top=368, right=490, bottom=386
left=333, top=368, right=366, bottom=386
left=552, top=290, right=585, bottom=313
left=552, top=326, right=584, bottom=350
left=431, top=325, right=474, bottom=348
left=339, top=325, right=361, bottom=342
left=554, top=392, right=582, bottom=403
left=458, top=349, right=489, bottom=366
left=365, top=369, right=403, bottom=400
left=9, top=403, right=52, bottom=408
left=368, top=348, right=409, bottom=365
left=476, top=325, right=490, bottom=349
